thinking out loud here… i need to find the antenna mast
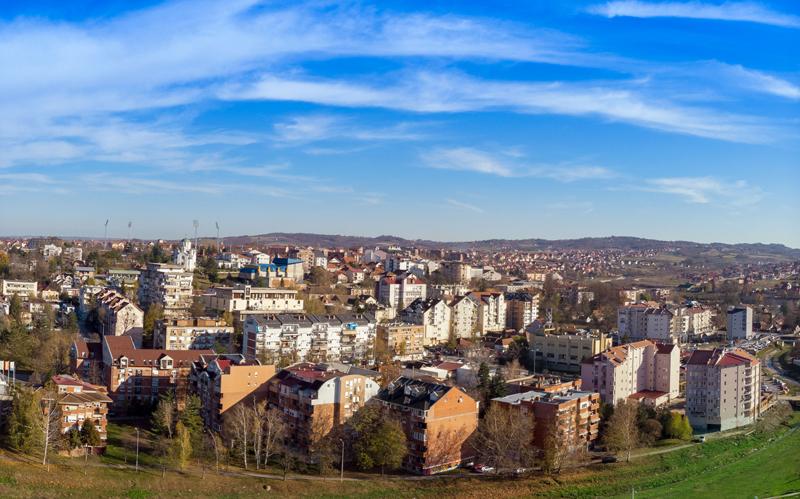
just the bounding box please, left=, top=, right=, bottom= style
left=104, top=219, right=109, bottom=249
left=193, top=220, right=199, bottom=251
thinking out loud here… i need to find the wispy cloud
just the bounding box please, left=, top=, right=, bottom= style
left=588, top=1, right=800, bottom=28
left=272, top=115, right=425, bottom=145
left=446, top=198, right=485, bottom=213
left=227, top=71, right=777, bottom=143
left=641, top=176, right=762, bottom=205
left=422, top=147, right=614, bottom=182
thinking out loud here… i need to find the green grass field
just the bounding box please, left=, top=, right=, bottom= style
left=0, top=407, right=798, bottom=498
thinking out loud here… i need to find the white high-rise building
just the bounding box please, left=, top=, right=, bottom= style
left=173, top=238, right=197, bottom=272
left=727, top=306, right=753, bottom=340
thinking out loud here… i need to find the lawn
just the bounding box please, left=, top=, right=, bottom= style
left=0, top=407, right=797, bottom=498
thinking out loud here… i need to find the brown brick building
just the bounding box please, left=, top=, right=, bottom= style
left=376, top=322, right=425, bottom=360
left=492, top=388, right=601, bottom=450
left=190, top=354, right=276, bottom=431
left=100, top=335, right=212, bottom=411
left=266, top=363, right=380, bottom=455
left=50, top=375, right=112, bottom=445
left=376, top=376, right=479, bottom=475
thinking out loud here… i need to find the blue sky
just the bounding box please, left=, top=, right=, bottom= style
left=0, top=0, right=798, bottom=246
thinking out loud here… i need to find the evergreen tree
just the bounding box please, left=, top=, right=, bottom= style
left=180, top=394, right=204, bottom=448
left=80, top=419, right=102, bottom=447
left=487, top=372, right=508, bottom=399
left=67, top=428, right=82, bottom=449
left=477, top=362, right=491, bottom=391
left=151, top=392, right=176, bottom=438
left=5, top=387, right=39, bottom=452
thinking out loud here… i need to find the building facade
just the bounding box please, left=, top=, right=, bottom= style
left=685, top=348, right=760, bottom=431
left=376, top=272, right=427, bottom=310
left=727, top=306, right=754, bottom=341
left=0, top=279, right=37, bottom=298
left=376, top=377, right=479, bottom=475
left=49, top=375, right=113, bottom=446
left=190, top=354, right=275, bottom=430
left=101, top=335, right=212, bottom=410
left=528, top=329, right=612, bottom=373
left=376, top=322, right=425, bottom=360
left=266, top=363, right=380, bottom=455
left=138, top=263, right=194, bottom=318
left=202, top=285, right=303, bottom=313
left=400, top=298, right=452, bottom=346
left=492, top=388, right=601, bottom=450
left=94, top=288, right=144, bottom=340
left=581, top=340, right=680, bottom=406
left=155, top=317, right=234, bottom=350
left=172, top=238, right=197, bottom=272
left=505, top=292, right=540, bottom=332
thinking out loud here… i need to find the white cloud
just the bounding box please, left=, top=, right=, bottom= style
left=227, top=71, right=776, bottom=143
left=446, top=198, right=485, bottom=213
left=588, top=1, right=800, bottom=28
left=272, top=115, right=425, bottom=145
left=422, top=147, right=615, bottom=181
left=642, top=176, right=762, bottom=205
left=718, top=63, right=800, bottom=99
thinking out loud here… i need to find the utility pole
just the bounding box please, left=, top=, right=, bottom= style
left=135, top=427, right=140, bottom=472
left=339, top=438, right=345, bottom=482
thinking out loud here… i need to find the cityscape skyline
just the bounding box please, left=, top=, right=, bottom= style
left=0, top=0, right=798, bottom=245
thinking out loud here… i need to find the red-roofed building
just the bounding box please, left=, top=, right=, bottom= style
left=686, top=348, right=761, bottom=431
left=100, top=335, right=213, bottom=411
left=581, top=340, right=679, bottom=406
left=49, top=374, right=112, bottom=446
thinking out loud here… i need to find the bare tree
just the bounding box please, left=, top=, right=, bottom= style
left=604, top=400, right=639, bottom=462
left=251, top=398, right=265, bottom=469
left=39, top=393, right=61, bottom=467
left=425, top=427, right=467, bottom=472
left=224, top=404, right=251, bottom=469
left=470, top=404, right=536, bottom=470
left=262, top=408, right=287, bottom=467
left=208, top=430, right=223, bottom=472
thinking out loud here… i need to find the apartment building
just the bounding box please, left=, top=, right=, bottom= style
left=42, top=243, right=62, bottom=258
left=727, top=306, right=754, bottom=341
left=49, top=375, right=113, bottom=445
left=581, top=340, right=680, bottom=406
left=189, top=354, right=275, bottom=430
left=101, top=335, right=212, bottom=410
left=94, top=288, right=144, bottom=341
left=376, top=272, right=427, bottom=310
left=137, top=263, right=193, bottom=318
left=155, top=317, right=234, bottom=350
left=376, top=322, right=425, bottom=360
left=107, top=269, right=141, bottom=287
left=528, top=329, right=612, bottom=373
left=242, top=313, right=376, bottom=363
left=266, top=363, right=380, bottom=455
left=618, top=304, right=682, bottom=344
left=685, top=348, right=760, bottom=431
left=492, top=388, right=601, bottom=450
left=505, top=292, right=540, bottom=332
left=70, top=338, right=104, bottom=385
left=471, top=291, right=506, bottom=333
left=62, top=246, right=84, bottom=262
left=0, top=279, right=37, bottom=298
left=439, top=261, right=472, bottom=285
left=376, top=377, right=479, bottom=475
left=400, top=298, right=452, bottom=345
left=202, top=285, right=303, bottom=313
left=449, top=295, right=479, bottom=339
left=672, top=305, right=715, bottom=338
left=172, top=238, right=197, bottom=272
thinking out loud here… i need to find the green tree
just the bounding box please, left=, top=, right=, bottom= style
left=5, top=386, right=39, bottom=452
left=487, top=372, right=507, bottom=400
left=143, top=304, right=164, bottom=347
left=180, top=394, right=204, bottom=447
left=170, top=420, right=192, bottom=470
left=308, top=266, right=332, bottom=287
left=67, top=428, right=82, bottom=450
left=477, top=362, right=491, bottom=391
left=80, top=419, right=102, bottom=447
left=347, top=405, right=407, bottom=474
left=8, top=294, right=22, bottom=324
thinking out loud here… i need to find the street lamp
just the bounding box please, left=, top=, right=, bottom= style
left=135, top=427, right=140, bottom=472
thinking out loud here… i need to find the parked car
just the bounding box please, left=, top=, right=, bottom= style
left=693, top=435, right=706, bottom=443
left=472, top=464, right=496, bottom=473
left=601, top=455, right=618, bottom=464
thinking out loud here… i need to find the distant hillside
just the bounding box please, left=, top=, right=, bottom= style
left=220, top=233, right=800, bottom=259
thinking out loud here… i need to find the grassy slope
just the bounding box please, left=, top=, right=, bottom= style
left=1, top=409, right=798, bottom=498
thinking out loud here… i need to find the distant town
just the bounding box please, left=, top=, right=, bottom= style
left=0, top=232, right=798, bottom=493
